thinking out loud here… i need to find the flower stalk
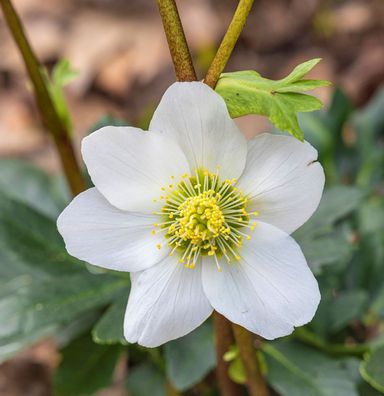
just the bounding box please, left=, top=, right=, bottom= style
left=156, top=0, right=197, bottom=81
left=204, top=0, right=255, bottom=88
left=213, top=312, right=243, bottom=396
left=232, top=324, right=269, bottom=396
left=0, top=0, right=85, bottom=196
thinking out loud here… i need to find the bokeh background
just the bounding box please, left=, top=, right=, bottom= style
left=0, top=0, right=383, bottom=395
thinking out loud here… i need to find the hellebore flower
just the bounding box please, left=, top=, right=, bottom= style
left=57, top=82, right=325, bottom=347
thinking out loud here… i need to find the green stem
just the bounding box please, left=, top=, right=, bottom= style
left=204, top=0, right=254, bottom=88
left=294, top=327, right=369, bottom=357
left=156, top=0, right=197, bottom=81
left=213, top=312, right=243, bottom=396
left=232, top=324, right=269, bottom=396
left=0, top=0, right=85, bottom=196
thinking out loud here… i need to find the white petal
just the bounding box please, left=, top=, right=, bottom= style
left=238, top=134, right=325, bottom=234
left=202, top=221, right=320, bottom=340
left=82, top=126, right=190, bottom=212
left=124, top=256, right=213, bottom=347
left=149, top=82, right=247, bottom=180
left=57, top=188, right=167, bottom=272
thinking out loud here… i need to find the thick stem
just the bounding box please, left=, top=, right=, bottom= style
left=232, top=324, right=269, bottom=396
left=0, top=0, right=85, bottom=196
left=213, top=312, right=243, bottom=396
left=204, top=0, right=254, bottom=88
left=156, top=0, right=197, bottom=81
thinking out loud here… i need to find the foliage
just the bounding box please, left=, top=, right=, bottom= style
left=215, top=59, right=331, bottom=141
left=44, top=58, right=79, bottom=134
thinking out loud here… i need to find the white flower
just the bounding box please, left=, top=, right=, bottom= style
left=57, top=82, right=325, bottom=347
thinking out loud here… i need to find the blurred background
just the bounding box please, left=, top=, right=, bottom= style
left=0, top=0, right=383, bottom=395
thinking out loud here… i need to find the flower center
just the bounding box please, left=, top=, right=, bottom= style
left=152, top=169, right=258, bottom=269
left=176, top=190, right=226, bottom=243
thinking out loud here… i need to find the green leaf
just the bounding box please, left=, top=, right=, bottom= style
left=299, top=233, right=353, bottom=274
left=359, top=383, right=384, bottom=396
left=215, top=58, right=331, bottom=140
left=264, top=341, right=359, bottom=396
left=228, top=355, right=247, bottom=384
left=90, top=115, right=128, bottom=132
left=292, top=186, right=362, bottom=274
left=126, top=364, right=166, bottom=396
left=165, top=321, right=215, bottom=391
left=0, top=191, right=128, bottom=360
left=370, top=285, right=384, bottom=319
left=92, top=291, right=128, bottom=345
left=353, top=88, right=384, bottom=186
left=360, top=346, right=384, bottom=393
left=46, top=58, right=78, bottom=134
left=278, top=59, right=326, bottom=84
left=0, top=163, right=129, bottom=362
left=295, top=186, right=364, bottom=240
left=329, top=291, right=369, bottom=332
left=0, top=192, right=85, bottom=279
left=0, top=159, right=68, bottom=218
left=54, top=333, right=122, bottom=396
left=52, top=58, right=79, bottom=87
left=0, top=273, right=126, bottom=335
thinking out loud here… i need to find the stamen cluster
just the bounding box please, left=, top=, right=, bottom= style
left=152, top=169, right=258, bottom=269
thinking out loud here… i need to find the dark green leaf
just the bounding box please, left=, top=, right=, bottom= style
left=0, top=192, right=85, bottom=279
left=330, top=291, right=369, bottom=332
left=0, top=159, right=68, bottom=218
left=126, top=364, right=166, bottom=396
left=0, top=273, right=126, bottom=336
left=360, top=346, right=384, bottom=393
left=54, top=333, right=122, bottom=396
left=0, top=271, right=127, bottom=362
left=165, top=321, right=215, bottom=391
left=92, top=291, right=128, bottom=345
left=353, top=87, right=384, bottom=139
left=295, top=186, right=364, bottom=240
left=264, top=341, right=359, bottom=396
left=300, top=233, right=353, bottom=274
left=90, top=115, right=128, bottom=132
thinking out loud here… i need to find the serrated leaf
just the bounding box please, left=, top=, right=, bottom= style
left=165, top=321, right=215, bottom=391
left=215, top=58, right=331, bottom=140
left=54, top=333, right=122, bottom=396
left=279, top=59, right=324, bottom=84
left=360, top=346, right=384, bottom=393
